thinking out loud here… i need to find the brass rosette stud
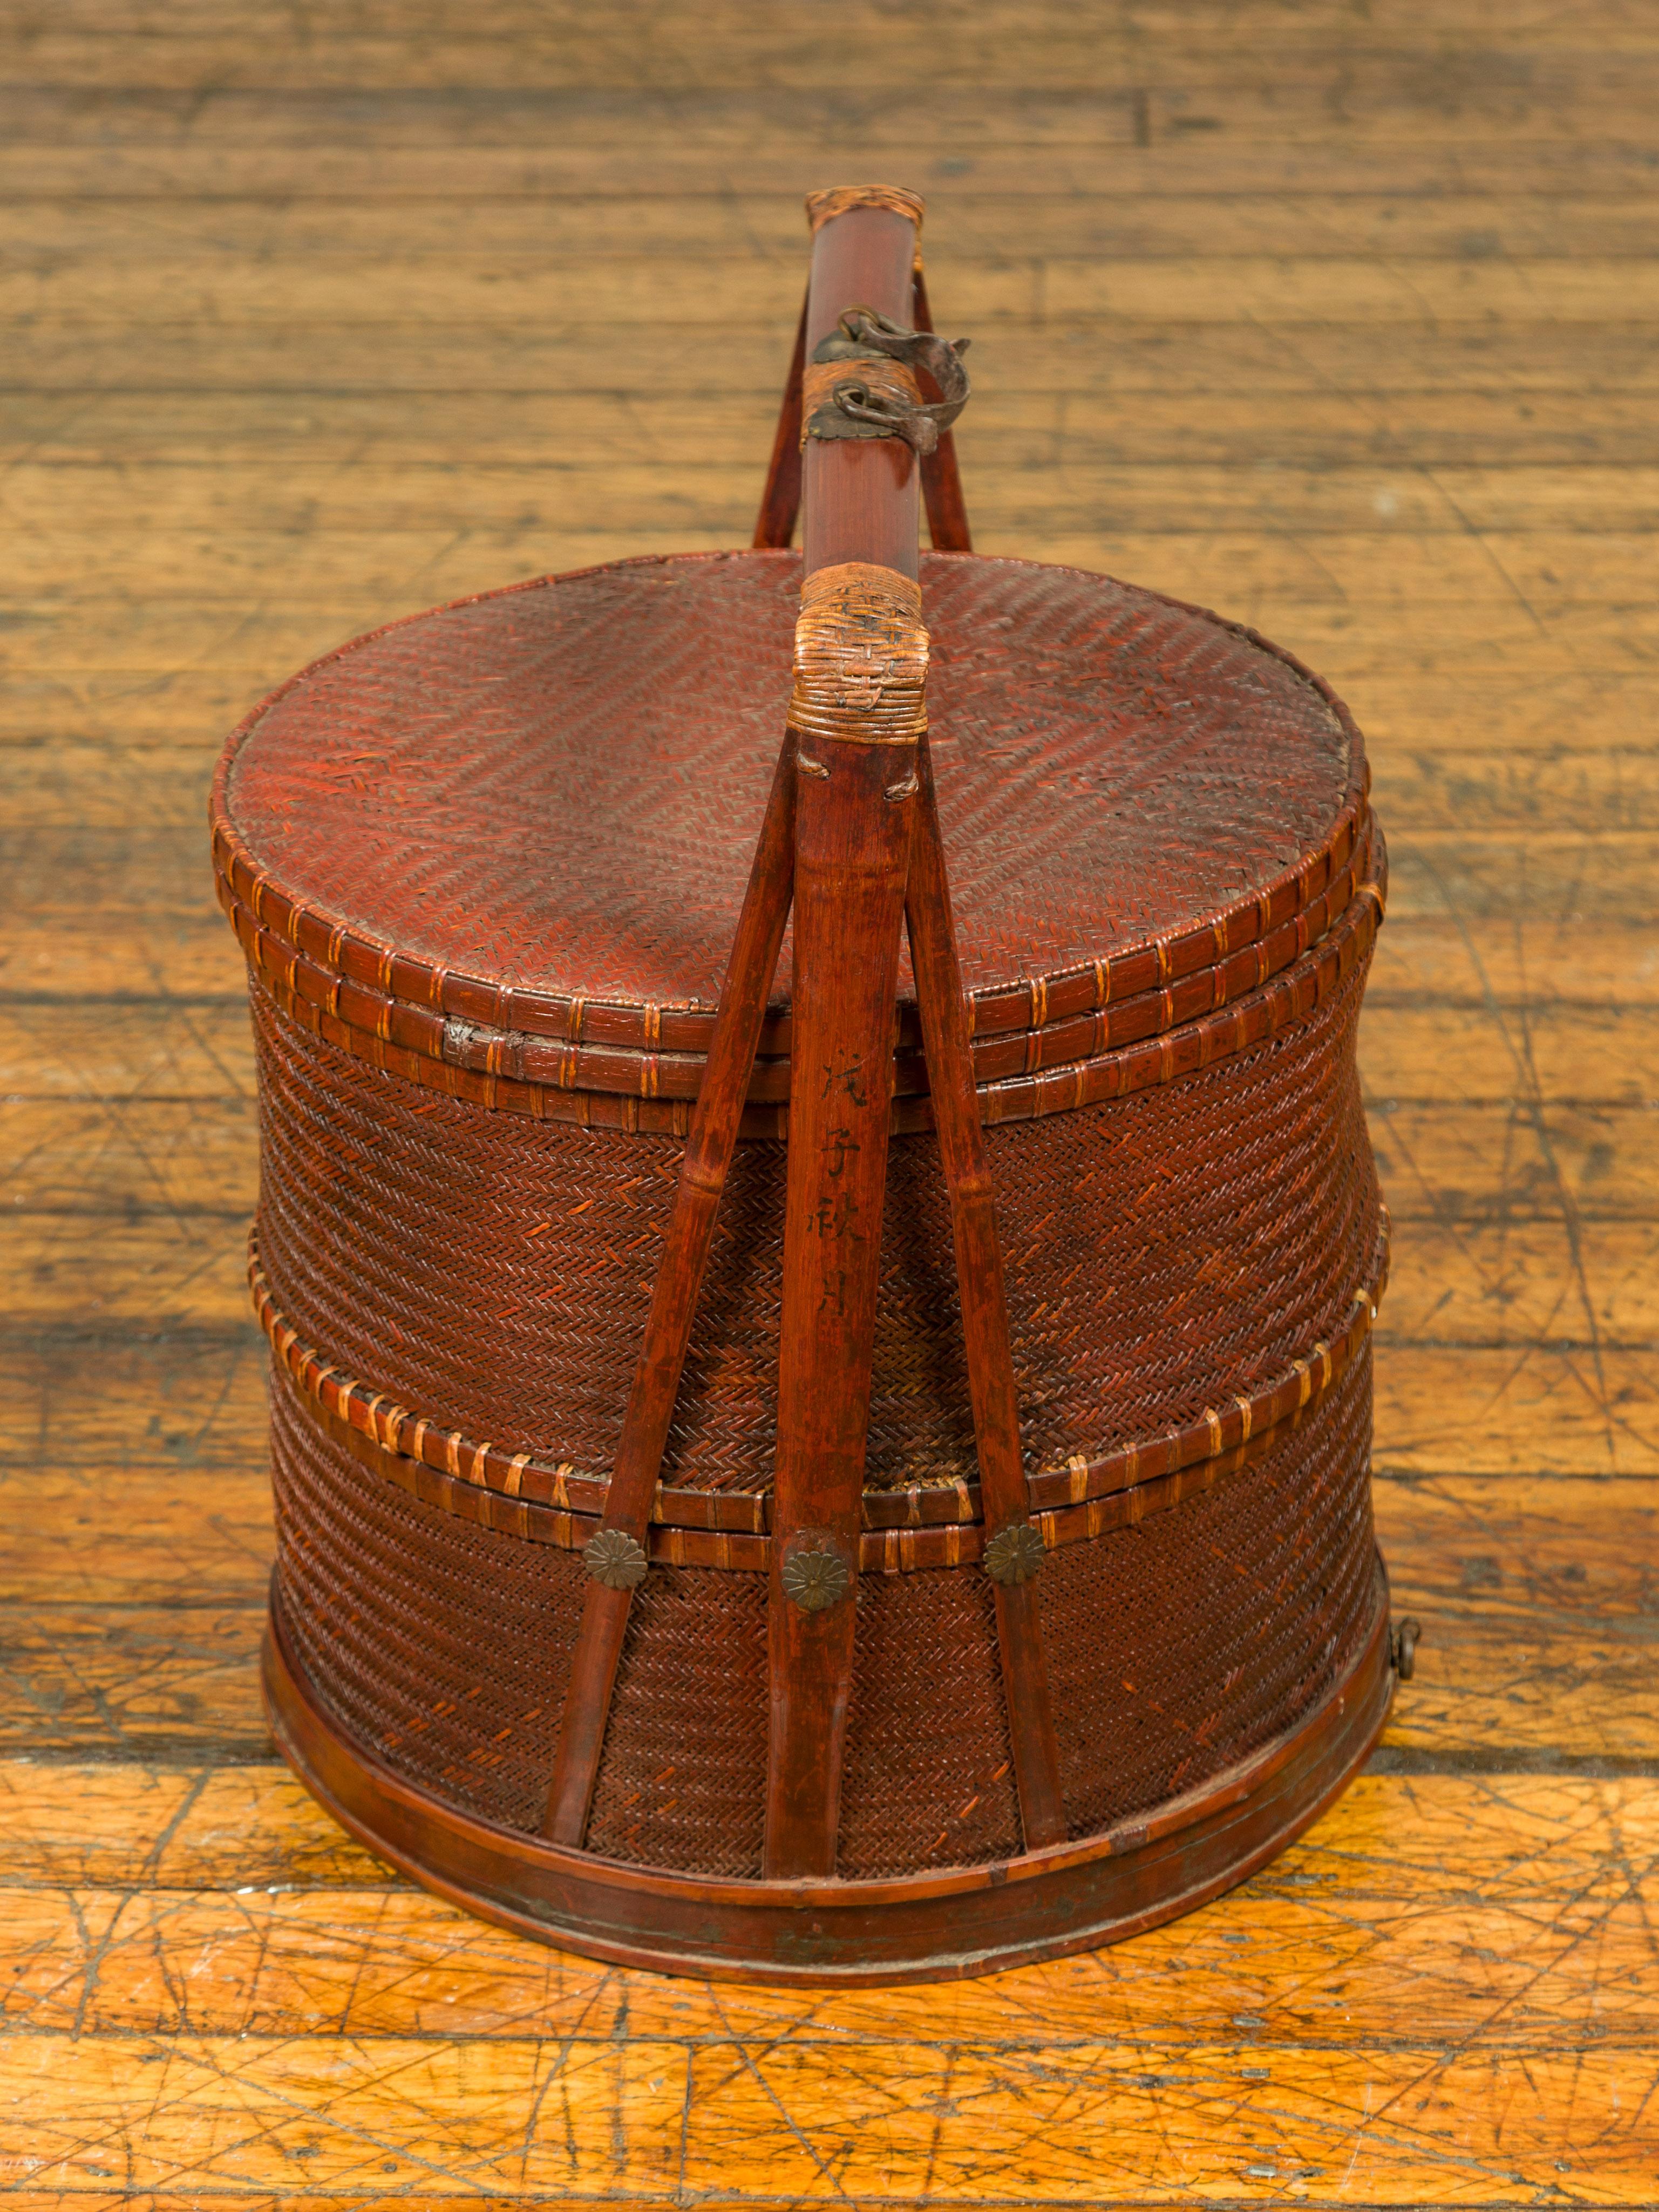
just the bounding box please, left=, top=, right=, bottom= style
left=983, top=1521, right=1046, bottom=1587
left=584, top=1528, right=649, bottom=1591
left=781, top=1546, right=852, bottom=1612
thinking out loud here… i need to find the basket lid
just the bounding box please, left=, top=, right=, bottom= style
left=213, top=548, right=1368, bottom=1086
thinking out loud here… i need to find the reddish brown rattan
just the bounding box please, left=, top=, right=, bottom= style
left=270, top=1334, right=1375, bottom=1880
left=212, top=552, right=1368, bottom=1083
left=225, top=543, right=1389, bottom=1912
left=250, top=915, right=1379, bottom=1497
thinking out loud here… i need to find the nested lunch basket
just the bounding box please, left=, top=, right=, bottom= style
left=213, top=187, right=1400, bottom=1984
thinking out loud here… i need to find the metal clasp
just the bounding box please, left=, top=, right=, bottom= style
left=806, top=306, right=971, bottom=457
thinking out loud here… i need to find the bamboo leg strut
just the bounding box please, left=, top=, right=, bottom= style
left=906, top=739, right=1066, bottom=1849
left=752, top=288, right=808, bottom=550
left=541, top=744, right=797, bottom=1846
left=912, top=269, right=973, bottom=554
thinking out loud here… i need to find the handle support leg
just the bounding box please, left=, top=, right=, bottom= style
left=542, top=745, right=797, bottom=1846
left=752, top=288, right=809, bottom=550
left=764, top=739, right=915, bottom=1879
left=906, top=740, right=1066, bottom=1849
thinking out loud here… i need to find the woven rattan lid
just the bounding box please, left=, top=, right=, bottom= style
left=213, top=549, right=1369, bottom=1092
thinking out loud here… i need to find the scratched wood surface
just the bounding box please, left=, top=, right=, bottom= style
left=3, top=0, right=1657, bottom=2201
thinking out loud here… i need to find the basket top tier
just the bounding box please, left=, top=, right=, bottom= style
left=214, top=548, right=1365, bottom=1034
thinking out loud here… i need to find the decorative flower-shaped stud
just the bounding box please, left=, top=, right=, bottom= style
left=780, top=1544, right=851, bottom=1612
left=983, top=1520, right=1046, bottom=1587
left=583, top=1527, right=649, bottom=1591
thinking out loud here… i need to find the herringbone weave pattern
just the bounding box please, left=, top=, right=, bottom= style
left=224, top=550, right=1357, bottom=1016
left=251, top=945, right=1377, bottom=1493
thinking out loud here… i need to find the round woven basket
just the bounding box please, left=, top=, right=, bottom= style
left=215, top=546, right=1394, bottom=1982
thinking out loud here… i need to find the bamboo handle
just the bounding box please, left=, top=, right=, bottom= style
left=800, top=195, right=922, bottom=581
left=763, top=191, right=926, bottom=1879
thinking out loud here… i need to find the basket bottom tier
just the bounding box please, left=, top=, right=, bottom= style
left=262, top=1329, right=1393, bottom=1983
left=263, top=1566, right=1392, bottom=1985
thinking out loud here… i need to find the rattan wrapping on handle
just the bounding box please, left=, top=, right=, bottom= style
left=806, top=184, right=926, bottom=233
left=787, top=562, right=929, bottom=745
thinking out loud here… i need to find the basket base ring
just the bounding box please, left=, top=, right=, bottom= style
left=261, top=1561, right=1395, bottom=1988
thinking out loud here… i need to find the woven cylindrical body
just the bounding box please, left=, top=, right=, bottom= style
left=217, top=549, right=1392, bottom=1979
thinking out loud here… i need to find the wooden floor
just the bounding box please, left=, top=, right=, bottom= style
left=4, top=1, right=1658, bottom=2201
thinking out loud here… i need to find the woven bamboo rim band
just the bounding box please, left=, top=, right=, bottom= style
left=787, top=562, right=929, bottom=746
left=236, top=841, right=1385, bottom=1139
left=252, top=1217, right=1387, bottom=1575
left=805, top=184, right=924, bottom=233
left=211, top=775, right=1370, bottom=1064
left=220, top=818, right=1376, bottom=1114
left=213, top=791, right=1370, bottom=1058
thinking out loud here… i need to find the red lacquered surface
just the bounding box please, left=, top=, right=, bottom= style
left=216, top=552, right=1360, bottom=1024
left=226, top=188, right=1391, bottom=1984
